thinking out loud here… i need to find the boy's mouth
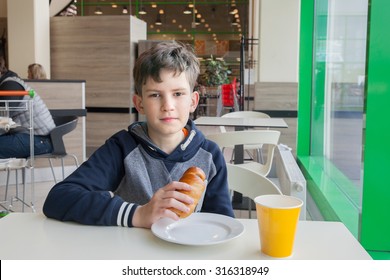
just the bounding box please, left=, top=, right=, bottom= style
left=161, top=117, right=177, bottom=122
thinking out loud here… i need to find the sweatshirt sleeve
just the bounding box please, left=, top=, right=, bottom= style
left=200, top=141, right=235, bottom=218
left=43, top=131, right=138, bottom=227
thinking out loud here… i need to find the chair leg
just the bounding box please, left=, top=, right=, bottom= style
left=248, top=198, right=252, bottom=219
left=21, top=168, right=26, bottom=212
left=70, top=154, right=79, bottom=167
left=5, top=169, right=10, bottom=201
left=61, top=158, right=65, bottom=180
left=14, top=170, right=19, bottom=211
left=48, top=158, right=57, bottom=184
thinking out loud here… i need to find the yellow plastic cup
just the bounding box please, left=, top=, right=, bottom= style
left=254, top=194, right=303, bottom=258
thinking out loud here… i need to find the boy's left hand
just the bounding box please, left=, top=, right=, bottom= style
left=131, top=181, right=194, bottom=228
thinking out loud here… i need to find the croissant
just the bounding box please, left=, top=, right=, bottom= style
left=171, top=166, right=206, bottom=218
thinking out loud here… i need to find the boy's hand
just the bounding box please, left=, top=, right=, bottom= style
left=131, top=181, right=194, bottom=228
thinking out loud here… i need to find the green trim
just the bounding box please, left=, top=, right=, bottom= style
left=297, top=0, right=314, bottom=156
left=310, top=7, right=327, bottom=156
left=360, top=0, right=390, bottom=251
left=298, top=156, right=360, bottom=237
left=367, top=251, right=390, bottom=260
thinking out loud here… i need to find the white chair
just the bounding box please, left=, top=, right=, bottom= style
left=207, top=130, right=280, bottom=177
left=219, top=111, right=271, bottom=162
left=226, top=163, right=282, bottom=218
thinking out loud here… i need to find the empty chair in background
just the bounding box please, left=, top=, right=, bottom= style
left=226, top=163, right=282, bottom=218
left=219, top=110, right=271, bottom=162
left=207, top=130, right=281, bottom=177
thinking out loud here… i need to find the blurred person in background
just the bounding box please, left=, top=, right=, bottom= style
left=27, top=63, right=47, bottom=79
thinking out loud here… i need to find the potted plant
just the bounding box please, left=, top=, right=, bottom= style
left=200, top=55, right=231, bottom=86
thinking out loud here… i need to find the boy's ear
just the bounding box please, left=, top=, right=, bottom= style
left=190, top=90, right=200, bottom=113
left=133, top=94, right=144, bottom=114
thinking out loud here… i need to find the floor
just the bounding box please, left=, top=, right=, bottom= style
left=0, top=180, right=51, bottom=214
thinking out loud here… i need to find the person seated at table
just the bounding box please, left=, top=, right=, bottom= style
left=43, top=41, right=234, bottom=229
left=27, top=63, right=47, bottom=79
left=0, top=56, right=56, bottom=158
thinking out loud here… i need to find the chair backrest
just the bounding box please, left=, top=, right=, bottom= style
left=50, top=115, right=78, bottom=155
left=226, top=163, right=282, bottom=200
left=221, top=111, right=270, bottom=119
left=207, top=130, right=281, bottom=176
left=219, top=111, right=270, bottom=132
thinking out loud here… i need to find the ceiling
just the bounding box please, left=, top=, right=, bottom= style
left=62, top=1, right=249, bottom=42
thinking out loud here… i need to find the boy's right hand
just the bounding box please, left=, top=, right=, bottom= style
left=131, top=181, right=194, bottom=229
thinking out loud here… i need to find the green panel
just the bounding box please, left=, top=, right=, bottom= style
left=298, top=156, right=360, bottom=237
left=298, top=0, right=327, bottom=157
left=367, top=251, right=390, bottom=260
left=360, top=0, right=390, bottom=251
left=310, top=10, right=327, bottom=156
left=297, top=0, right=315, bottom=157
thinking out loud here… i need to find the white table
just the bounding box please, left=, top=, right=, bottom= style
left=195, top=116, right=287, bottom=164
left=0, top=213, right=371, bottom=260
left=194, top=116, right=288, bottom=129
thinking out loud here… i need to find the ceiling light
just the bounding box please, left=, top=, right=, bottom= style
left=229, top=4, right=238, bottom=15
left=139, top=7, right=147, bottom=14
left=94, top=7, right=103, bottom=15
left=112, top=4, right=118, bottom=8
left=231, top=18, right=239, bottom=25
left=183, top=6, right=192, bottom=14
left=155, top=14, right=162, bottom=25
left=122, top=6, right=128, bottom=14
left=230, top=8, right=238, bottom=15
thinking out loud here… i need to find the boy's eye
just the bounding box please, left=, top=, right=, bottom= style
left=149, top=93, right=160, bottom=98
left=174, top=92, right=183, bottom=97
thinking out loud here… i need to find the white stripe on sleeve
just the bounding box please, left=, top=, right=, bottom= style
left=117, top=202, right=127, bottom=226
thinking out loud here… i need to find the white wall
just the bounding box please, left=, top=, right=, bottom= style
left=6, top=0, right=50, bottom=78
left=259, top=0, right=300, bottom=82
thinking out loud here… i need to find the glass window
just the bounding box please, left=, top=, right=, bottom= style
left=311, top=0, right=368, bottom=209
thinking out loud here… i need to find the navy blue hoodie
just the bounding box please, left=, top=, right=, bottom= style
left=43, top=119, right=234, bottom=227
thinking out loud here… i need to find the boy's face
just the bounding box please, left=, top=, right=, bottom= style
left=133, top=69, right=199, bottom=142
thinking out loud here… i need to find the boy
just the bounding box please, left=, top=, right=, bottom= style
left=43, top=41, right=234, bottom=228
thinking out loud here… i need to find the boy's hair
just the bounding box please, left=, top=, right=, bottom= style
left=133, top=41, right=200, bottom=96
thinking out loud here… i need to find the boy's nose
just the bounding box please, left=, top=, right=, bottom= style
left=161, top=96, right=175, bottom=111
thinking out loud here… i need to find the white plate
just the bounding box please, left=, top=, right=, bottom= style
left=151, top=213, right=245, bottom=246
